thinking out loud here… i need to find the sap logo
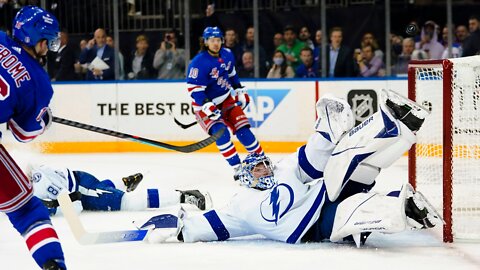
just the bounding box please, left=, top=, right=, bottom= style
left=260, top=183, right=294, bottom=225
left=244, top=89, right=290, bottom=128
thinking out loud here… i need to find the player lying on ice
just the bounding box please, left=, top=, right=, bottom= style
left=136, top=90, right=442, bottom=246
left=27, top=166, right=212, bottom=215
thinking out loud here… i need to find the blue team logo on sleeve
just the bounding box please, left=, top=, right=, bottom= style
left=260, top=183, right=294, bottom=225
left=245, top=89, right=290, bottom=128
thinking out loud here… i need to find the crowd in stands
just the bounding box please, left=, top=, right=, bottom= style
left=2, top=1, right=480, bottom=81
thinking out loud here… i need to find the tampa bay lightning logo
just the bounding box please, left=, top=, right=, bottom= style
left=260, top=183, right=294, bottom=225
left=31, top=172, right=42, bottom=183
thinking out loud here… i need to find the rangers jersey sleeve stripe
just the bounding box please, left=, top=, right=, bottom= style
left=8, top=119, right=44, bottom=142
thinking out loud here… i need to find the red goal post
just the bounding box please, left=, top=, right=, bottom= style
left=407, top=56, right=480, bottom=243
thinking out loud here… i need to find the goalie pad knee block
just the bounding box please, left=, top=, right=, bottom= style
left=330, top=184, right=409, bottom=244
left=324, top=107, right=417, bottom=201
left=314, top=94, right=355, bottom=145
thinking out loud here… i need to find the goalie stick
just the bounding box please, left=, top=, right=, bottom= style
left=53, top=116, right=224, bottom=153
left=57, top=192, right=148, bottom=245
left=169, top=102, right=241, bottom=129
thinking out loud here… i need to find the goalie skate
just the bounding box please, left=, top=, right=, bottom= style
left=405, top=184, right=444, bottom=229
left=382, top=89, right=430, bottom=132
left=314, top=94, right=354, bottom=144
left=178, top=189, right=212, bottom=210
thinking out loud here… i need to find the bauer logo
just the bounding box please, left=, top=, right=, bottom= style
left=244, top=89, right=290, bottom=127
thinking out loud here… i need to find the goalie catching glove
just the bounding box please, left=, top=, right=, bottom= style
left=202, top=101, right=221, bottom=120
left=233, top=87, right=250, bottom=110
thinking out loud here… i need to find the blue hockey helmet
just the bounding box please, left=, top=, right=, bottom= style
left=238, top=153, right=276, bottom=190
left=202, top=26, right=223, bottom=42
left=12, top=6, right=60, bottom=52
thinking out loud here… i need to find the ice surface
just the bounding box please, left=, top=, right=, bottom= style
left=1, top=151, right=479, bottom=270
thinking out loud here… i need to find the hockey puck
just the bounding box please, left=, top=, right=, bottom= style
left=405, top=24, right=418, bottom=36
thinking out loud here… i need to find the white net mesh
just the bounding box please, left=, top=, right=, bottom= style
left=412, top=56, right=480, bottom=240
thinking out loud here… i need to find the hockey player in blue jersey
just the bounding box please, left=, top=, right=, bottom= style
left=138, top=90, right=442, bottom=246
left=0, top=6, right=67, bottom=270
left=186, top=26, right=264, bottom=179
left=28, top=165, right=212, bottom=214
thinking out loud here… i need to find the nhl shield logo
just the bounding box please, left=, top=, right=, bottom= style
left=347, top=90, right=378, bottom=125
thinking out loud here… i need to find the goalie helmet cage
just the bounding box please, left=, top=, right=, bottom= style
left=408, top=56, right=480, bottom=243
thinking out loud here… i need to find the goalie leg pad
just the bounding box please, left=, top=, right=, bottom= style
left=324, top=106, right=417, bottom=201
left=330, top=184, right=409, bottom=244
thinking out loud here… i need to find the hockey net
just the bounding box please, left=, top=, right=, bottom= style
left=408, top=56, right=480, bottom=242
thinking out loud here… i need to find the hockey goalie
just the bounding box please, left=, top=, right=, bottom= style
left=136, top=89, right=442, bottom=247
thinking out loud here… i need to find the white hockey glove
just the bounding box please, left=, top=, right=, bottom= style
left=234, top=87, right=250, bottom=110
left=202, top=102, right=221, bottom=120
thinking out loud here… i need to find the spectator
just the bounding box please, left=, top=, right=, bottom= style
left=224, top=28, right=243, bottom=67
left=455, top=25, right=469, bottom=48
left=0, top=0, right=14, bottom=32
left=126, top=34, right=155, bottom=80
left=203, top=3, right=221, bottom=30
left=296, top=47, right=318, bottom=78
left=79, top=39, right=88, bottom=51
left=324, top=27, right=355, bottom=77
left=74, top=39, right=88, bottom=78
left=240, top=26, right=267, bottom=73
left=269, top=32, right=284, bottom=60
left=314, top=29, right=322, bottom=47
left=277, top=25, right=305, bottom=70
left=468, top=14, right=480, bottom=33
left=313, top=29, right=322, bottom=64
left=79, top=28, right=115, bottom=80
left=356, top=44, right=385, bottom=77
left=390, top=32, right=404, bottom=61
left=48, top=30, right=78, bottom=81
left=462, top=15, right=480, bottom=56
left=392, top=38, right=415, bottom=76
left=360, top=32, right=384, bottom=59
left=298, top=26, right=314, bottom=49
left=237, top=51, right=256, bottom=78
left=273, top=32, right=284, bottom=48
left=441, top=26, right=461, bottom=59
left=415, top=20, right=443, bottom=59
left=105, top=35, right=125, bottom=80
left=153, top=29, right=186, bottom=79
left=267, top=50, right=294, bottom=78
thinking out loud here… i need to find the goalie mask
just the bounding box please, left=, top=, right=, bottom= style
left=239, top=153, right=276, bottom=190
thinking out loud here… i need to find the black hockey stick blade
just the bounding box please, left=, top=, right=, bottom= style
left=172, top=117, right=198, bottom=129
left=52, top=116, right=224, bottom=153
left=169, top=102, right=241, bottom=130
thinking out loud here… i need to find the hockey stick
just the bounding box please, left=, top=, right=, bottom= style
left=52, top=116, right=225, bottom=153
left=57, top=192, right=148, bottom=245
left=169, top=102, right=241, bottom=129
left=41, top=191, right=82, bottom=208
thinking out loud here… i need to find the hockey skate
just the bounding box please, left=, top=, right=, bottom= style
left=122, top=173, right=143, bottom=192
left=178, top=189, right=212, bottom=210
left=382, top=89, right=430, bottom=133
left=43, top=259, right=65, bottom=270
left=404, top=184, right=444, bottom=229
left=314, top=94, right=355, bottom=144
